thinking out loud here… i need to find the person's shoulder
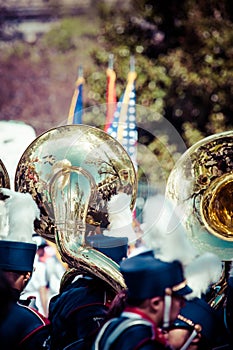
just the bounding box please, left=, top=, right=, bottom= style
left=16, top=302, right=50, bottom=326
left=0, top=301, right=50, bottom=348
left=94, top=317, right=168, bottom=350
left=49, top=277, right=108, bottom=320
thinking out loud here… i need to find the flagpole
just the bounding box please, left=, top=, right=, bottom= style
left=108, top=53, right=114, bottom=70
left=130, top=55, right=135, bottom=72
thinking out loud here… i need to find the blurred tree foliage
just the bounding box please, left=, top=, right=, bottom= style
left=1, top=1, right=233, bottom=187
left=86, top=0, right=233, bottom=150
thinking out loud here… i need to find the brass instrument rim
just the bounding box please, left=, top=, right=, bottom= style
left=200, top=172, right=233, bottom=242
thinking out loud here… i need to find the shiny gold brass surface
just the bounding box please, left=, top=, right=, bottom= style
left=201, top=173, right=233, bottom=241
left=166, top=130, right=233, bottom=260
left=15, top=124, right=137, bottom=292
left=0, top=159, right=10, bottom=189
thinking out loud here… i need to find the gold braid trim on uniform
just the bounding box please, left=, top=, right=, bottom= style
left=177, top=314, right=202, bottom=333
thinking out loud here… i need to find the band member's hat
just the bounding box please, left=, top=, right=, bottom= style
left=120, top=250, right=192, bottom=299
left=86, top=234, right=128, bottom=264
left=0, top=240, right=37, bottom=272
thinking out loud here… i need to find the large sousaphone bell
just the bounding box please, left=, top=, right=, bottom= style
left=166, top=130, right=233, bottom=261
left=15, top=124, right=137, bottom=293
left=166, top=131, right=233, bottom=308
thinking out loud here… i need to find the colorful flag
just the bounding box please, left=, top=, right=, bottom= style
left=105, top=56, right=137, bottom=167
left=104, top=54, right=117, bottom=132
left=67, top=66, right=84, bottom=125
left=117, top=56, right=137, bottom=167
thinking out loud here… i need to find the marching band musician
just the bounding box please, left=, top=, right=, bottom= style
left=140, top=194, right=230, bottom=350
left=0, top=188, right=51, bottom=350
left=93, top=250, right=193, bottom=350
left=9, top=124, right=139, bottom=350
left=48, top=235, right=129, bottom=350
left=48, top=192, right=132, bottom=350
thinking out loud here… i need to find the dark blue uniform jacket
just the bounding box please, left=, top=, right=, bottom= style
left=0, top=301, right=50, bottom=349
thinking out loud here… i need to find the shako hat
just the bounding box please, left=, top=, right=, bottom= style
left=0, top=188, right=40, bottom=273
left=0, top=241, right=36, bottom=272
left=120, top=250, right=192, bottom=299
left=86, top=234, right=128, bottom=264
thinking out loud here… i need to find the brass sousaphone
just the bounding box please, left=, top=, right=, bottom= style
left=166, top=130, right=233, bottom=308
left=14, top=124, right=137, bottom=293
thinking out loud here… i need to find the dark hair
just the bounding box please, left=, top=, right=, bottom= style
left=104, top=289, right=146, bottom=321
left=105, top=289, right=128, bottom=320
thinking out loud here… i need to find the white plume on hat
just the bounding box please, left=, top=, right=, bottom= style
left=0, top=188, right=40, bottom=243
left=103, top=192, right=137, bottom=243
left=142, top=194, right=197, bottom=265
left=142, top=194, right=222, bottom=298
left=185, top=252, right=223, bottom=299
